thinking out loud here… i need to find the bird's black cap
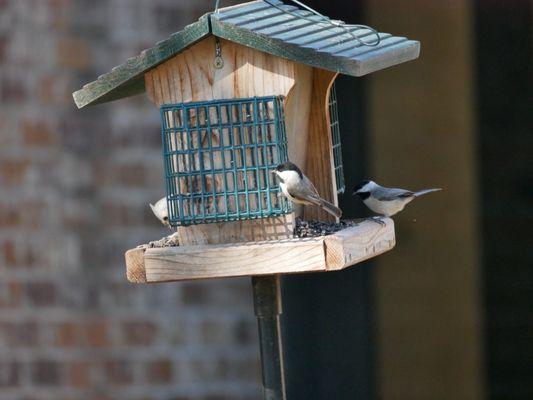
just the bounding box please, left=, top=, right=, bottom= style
left=353, top=180, right=371, bottom=195
left=274, top=162, right=303, bottom=179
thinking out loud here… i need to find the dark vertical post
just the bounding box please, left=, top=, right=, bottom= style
left=252, top=275, right=286, bottom=400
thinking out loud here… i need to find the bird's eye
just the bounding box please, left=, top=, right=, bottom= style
left=163, top=217, right=168, bottom=221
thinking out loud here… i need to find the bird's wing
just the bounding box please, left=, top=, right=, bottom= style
left=373, top=187, right=414, bottom=201
left=287, top=176, right=323, bottom=206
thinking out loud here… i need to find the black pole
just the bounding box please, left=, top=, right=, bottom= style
left=252, top=275, right=286, bottom=400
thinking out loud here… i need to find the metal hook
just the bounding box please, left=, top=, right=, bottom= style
left=214, top=37, right=224, bottom=69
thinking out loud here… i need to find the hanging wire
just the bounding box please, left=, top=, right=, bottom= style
left=212, top=0, right=380, bottom=46
left=263, top=0, right=380, bottom=46
left=214, top=0, right=223, bottom=67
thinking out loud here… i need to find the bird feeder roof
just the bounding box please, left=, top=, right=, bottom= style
left=73, top=0, right=420, bottom=109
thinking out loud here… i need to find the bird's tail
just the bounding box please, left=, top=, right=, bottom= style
left=320, top=199, right=342, bottom=218
left=413, top=188, right=442, bottom=197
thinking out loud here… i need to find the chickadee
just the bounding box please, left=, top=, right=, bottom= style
left=272, top=162, right=342, bottom=218
left=353, top=180, right=441, bottom=217
left=149, top=197, right=171, bottom=228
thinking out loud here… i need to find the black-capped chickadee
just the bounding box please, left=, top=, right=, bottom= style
left=353, top=180, right=441, bottom=217
left=272, top=162, right=342, bottom=218
left=149, top=197, right=171, bottom=228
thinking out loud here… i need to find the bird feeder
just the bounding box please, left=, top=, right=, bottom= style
left=73, top=1, right=419, bottom=398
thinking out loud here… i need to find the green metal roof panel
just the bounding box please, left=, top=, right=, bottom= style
left=73, top=1, right=420, bottom=109
left=211, top=0, right=420, bottom=77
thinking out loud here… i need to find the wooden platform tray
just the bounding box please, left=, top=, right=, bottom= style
left=125, top=218, right=395, bottom=283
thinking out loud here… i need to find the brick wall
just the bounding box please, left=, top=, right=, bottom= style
left=0, top=1, right=261, bottom=399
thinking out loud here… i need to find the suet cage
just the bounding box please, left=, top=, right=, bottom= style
left=161, top=96, right=291, bottom=226
left=328, top=82, right=345, bottom=195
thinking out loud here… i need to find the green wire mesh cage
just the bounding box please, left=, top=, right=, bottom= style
left=161, top=96, right=292, bottom=227
left=329, top=82, right=345, bottom=194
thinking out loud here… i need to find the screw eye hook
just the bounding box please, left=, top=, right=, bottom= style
left=214, top=37, right=224, bottom=69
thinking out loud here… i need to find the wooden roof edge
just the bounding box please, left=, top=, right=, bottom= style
left=73, top=14, right=212, bottom=109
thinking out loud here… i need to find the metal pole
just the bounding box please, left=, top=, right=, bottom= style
left=252, top=275, right=286, bottom=400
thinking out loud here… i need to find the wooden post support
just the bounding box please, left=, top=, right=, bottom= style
left=252, top=275, right=286, bottom=400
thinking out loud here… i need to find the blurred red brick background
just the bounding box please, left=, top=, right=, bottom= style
left=0, top=1, right=260, bottom=399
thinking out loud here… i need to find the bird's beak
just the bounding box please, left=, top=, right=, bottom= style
left=271, top=170, right=277, bottom=176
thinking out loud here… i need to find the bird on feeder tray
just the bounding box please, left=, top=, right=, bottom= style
left=149, top=197, right=171, bottom=228
left=353, top=180, right=441, bottom=218
left=272, top=162, right=342, bottom=218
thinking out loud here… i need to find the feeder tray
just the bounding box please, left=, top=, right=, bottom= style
left=125, top=218, right=395, bottom=283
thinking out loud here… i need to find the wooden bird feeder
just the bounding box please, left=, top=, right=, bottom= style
left=73, top=1, right=419, bottom=397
